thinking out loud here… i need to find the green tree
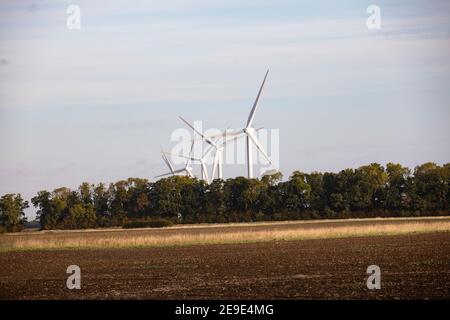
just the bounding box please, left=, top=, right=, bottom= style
left=31, top=190, right=57, bottom=229
left=306, top=172, right=325, bottom=214
left=385, top=163, right=411, bottom=211
left=206, top=179, right=225, bottom=216
left=322, top=171, right=348, bottom=213
left=93, top=183, right=110, bottom=219
left=224, top=177, right=254, bottom=213
left=279, top=171, right=311, bottom=212
left=261, top=171, right=283, bottom=186
left=25, top=161, right=449, bottom=230
left=51, top=187, right=75, bottom=226
left=79, top=182, right=93, bottom=206
left=0, top=193, right=29, bottom=232
left=126, top=178, right=151, bottom=218
left=67, top=203, right=96, bottom=229
left=444, top=163, right=450, bottom=210
left=355, top=163, right=388, bottom=210
left=150, top=176, right=185, bottom=219
left=412, top=163, right=448, bottom=211
left=108, top=180, right=130, bottom=224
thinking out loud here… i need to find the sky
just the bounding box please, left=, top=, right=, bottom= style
left=0, top=0, right=449, bottom=219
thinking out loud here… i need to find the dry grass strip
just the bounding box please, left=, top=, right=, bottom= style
left=1, top=220, right=449, bottom=251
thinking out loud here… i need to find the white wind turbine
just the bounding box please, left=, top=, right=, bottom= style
left=244, top=69, right=272, bottom=178
left=178, top=116, right=226, bottom=180
left=165, top=151, right=210, bottom=183
left=203, top=126, right=266, bottom=180
left=178, top=118, right=241, bottom=181
left=176, top=70, right=271, bottom=180
left=225, top=69, right=272, bottom=179
left=155, top=145, right=194, bottom=179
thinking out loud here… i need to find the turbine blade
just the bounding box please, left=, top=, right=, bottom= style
left=154, top=172, right=173, bottom=178
left=161, top=154, right=172, bottom=172
left=247, top=69, right=269, bottom=128
left=247, top=131, right=272, bottom=164
left=186, top=141, right=195, bottom=168
left=204, top=129, right=241, bottom=141
left=184, top=140, right=195, bottom=168
left=225, top=129, right=244, bottom=137
left=188, top=139, right=195, bottom=156
left=160, top=145, right=175, bottom=172
left=180, top=116, right=207, bottom=142
left=204, top=132, right=225, bottom=140
left=184, top=168, right=194, bottom=178
left=203, top=144, right=215, bottom=158
left=222, top=130, right=245, bottom=146
left=164, top=152, right=198, bottom=162
left=161, top=153, right=174, bottom=173
left=179, top=116, right=216, bottom=147
left=179, top=116, right=197, bottom=133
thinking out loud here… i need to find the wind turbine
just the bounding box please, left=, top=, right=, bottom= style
left=178, top=118, right=239, bottom=181
left=155, top=145, right=194, bottom=179
left=222, top=70, right=272, bottom=179
left=178, top=116, right=225, bottom=180
left=177, top=70, right=271, bottom=180
left=165, top=151, right=210, bottom=183
left=244, top=69, right=272, bottom=178
left=204, top=126, right=267, bottom=175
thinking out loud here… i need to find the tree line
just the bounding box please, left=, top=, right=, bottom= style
left=1, top=162, right=449, bottom=231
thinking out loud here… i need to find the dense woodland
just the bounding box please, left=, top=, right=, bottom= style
left=0, top=162, right=449, bottom=231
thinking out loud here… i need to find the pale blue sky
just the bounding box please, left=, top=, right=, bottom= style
left=0, top=0, right=449, bottom=218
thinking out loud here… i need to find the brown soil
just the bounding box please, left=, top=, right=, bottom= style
left=0, top=232, right=449, bottom=300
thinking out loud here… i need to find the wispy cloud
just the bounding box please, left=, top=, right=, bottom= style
left=1, top=4, right=449, bottom=107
